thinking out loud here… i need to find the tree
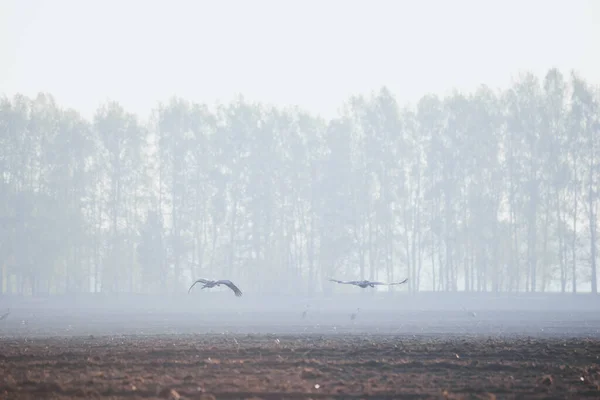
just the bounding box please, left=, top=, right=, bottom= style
left=1, top=68, right=599, bottom=296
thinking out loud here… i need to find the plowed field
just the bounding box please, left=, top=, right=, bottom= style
left=1, top=333, right=599, bottom=399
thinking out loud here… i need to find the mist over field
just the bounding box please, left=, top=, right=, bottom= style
left=4, top=3, right=600, bottom=399
left=0, top=290, right=599, bottom=339
left=1, top=1, right=600, bottom=342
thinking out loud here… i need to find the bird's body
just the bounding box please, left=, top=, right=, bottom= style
left=329, top=278, right=408, bottom=288
left=461, top=305, right=477, bottom=318
left=188, top=278, right=243, bottom=297
left=302, top=304, right=310, bottom=319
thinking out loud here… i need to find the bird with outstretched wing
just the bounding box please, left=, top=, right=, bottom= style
left=329, top=278, right=408, bottom=288
left=188, top=278, right=243, bottom=297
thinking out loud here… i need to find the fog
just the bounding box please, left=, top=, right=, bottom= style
left=3, top=71, right=600, bottom=300
left=2, top=1, right=600, bottom=342
left=1, top=292, right=599, bottom=339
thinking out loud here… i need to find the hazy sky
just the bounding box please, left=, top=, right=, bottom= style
left=1, top=0, right=598, bottom=120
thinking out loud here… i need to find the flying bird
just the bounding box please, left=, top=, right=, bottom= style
left=188, top=278, right=243, bottom=297
left=0, top=308, right=9, bottom=321
left=329, top=278, right=408, bottom=288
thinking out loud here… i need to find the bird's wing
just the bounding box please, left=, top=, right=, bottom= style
left=329, top=279, right=354, bottom=285
left=217, top=280, right=243, bottom=297
left=188, top=278, right=210, bottom=293
left=369, top=281, right=388, bottom=285
left=388, top=278, right=409, bottom=285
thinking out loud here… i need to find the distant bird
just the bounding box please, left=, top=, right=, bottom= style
left=302, top=304, right=310, bottom=319
left=188, top=278, right=243, bottom=297
left=350, top=308, right=360, bottom=321
left=329, top=278, right=408, bottom=288
left=461, top=305, right=477, bottom=318
left=0, top=308, right=9, bottom=321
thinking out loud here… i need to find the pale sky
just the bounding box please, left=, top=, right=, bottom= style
left=1, top=0, right=598, bottom=121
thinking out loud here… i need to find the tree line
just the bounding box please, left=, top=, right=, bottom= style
left=0, top=68, right=599, bottom=295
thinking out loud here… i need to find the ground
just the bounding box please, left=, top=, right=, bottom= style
left=1, top=295, right=600, bottom=399
left=1, top=334, right=600, bottom=399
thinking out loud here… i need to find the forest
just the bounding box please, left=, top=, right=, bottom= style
left=0, top=68, right=598, bottom=296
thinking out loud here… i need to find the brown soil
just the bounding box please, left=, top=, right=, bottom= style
left=1, top=334, right=599, bottom=399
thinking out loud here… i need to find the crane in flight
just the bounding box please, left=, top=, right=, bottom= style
left=329, top=278, right=408, bottom=288
left=188, top=278, right=243, bottom=297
